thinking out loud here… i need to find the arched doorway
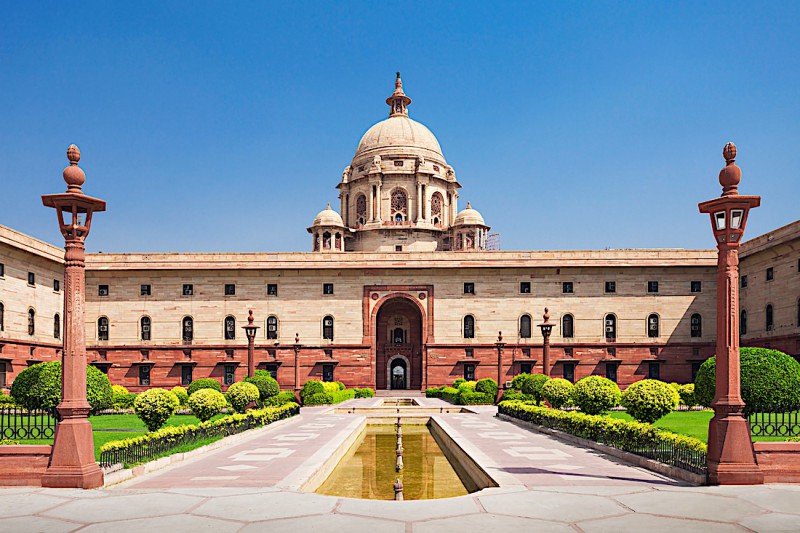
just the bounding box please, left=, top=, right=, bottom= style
left=375, top=297, right=423, bottom=390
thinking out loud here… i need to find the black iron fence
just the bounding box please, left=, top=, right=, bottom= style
left=0, top=407, right=57, bottom=441
left=749, top=405, right=800, bottom=438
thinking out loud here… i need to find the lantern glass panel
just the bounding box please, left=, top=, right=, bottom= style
left=714, top=211, right=727, bottom=231
left=730, top=209, right=744, bottom=229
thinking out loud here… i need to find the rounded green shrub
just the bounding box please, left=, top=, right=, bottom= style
left=335, top=381, right=346, bottom=391
left=475, top=378, right=499, bottom=398
left=677, top=383, right=696, bottom=407
left=133, top=388, right=178, bottom=431
left=621, top=379, right=679, bottom=423
left=695, top=348, right=800, bottom=415
left=226, top=381, right=260, bottom=413
left=572, top=375, right=621, bottom=415
left=188, top=388, right=227, bottom=421
left=187, top=378, right=222, bottom=397
left=457, top=381, right=477, bottom=394
left=301, top=380, right=325, bottom=397
left=510, top=373, right=533, bottom=391
left=170, top=386, right=189, bottom=407
left=112, top=384, right=129, bottom=396
left=303, top=393, right=334, bottom=406
left=355, top=388, right=376, bottom=398
left=0, top=393, right=15, bottom=406
left=244, top=372, right=280, bottom=401
left=262, top=390, right=298, bottom=406
left=500, top=389, right=533, bottom=402
left=452, top=378, right=466, bottom=388
left=542, top=378, right=574, bottom=409
left=11, top=361, right=112, bottom=413
left=521, top=374, right=550, bottom=405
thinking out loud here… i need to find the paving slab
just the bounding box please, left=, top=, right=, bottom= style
left=0, top=515, right=80, bottom=533
left=412, top=513, right=574, bottom=533
left=615, top=490, right=764, bottom=522
left=79, top=514, right=242, bottom=533
left=337, top=494, right=480, bottom=521
left=478, top=489, right=626, bottom=522
left=191, top=491, right=337, bottom=521
left=0, top=492, right=70, bottom=518
left=739, top=513, right=800, bottom=532
left=41, top=492, right=204, bottom=523
left=578, top=513, right=747, bottom=533
left=241, top=513, right=406, bottom=533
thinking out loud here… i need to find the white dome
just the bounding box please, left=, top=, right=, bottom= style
left=454, top=202, right=486, bottom=226
left=353, top=115, right=445, bottom=164
left=312, top=204, right=344, bottom=227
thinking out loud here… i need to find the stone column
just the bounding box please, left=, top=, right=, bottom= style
left=369, top=187, right=375, bottom=223
left=376, top=182, right=382, bottom=223
left=416, top=183, right=422, bottom=223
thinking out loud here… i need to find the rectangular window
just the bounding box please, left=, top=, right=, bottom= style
left=323, top=283, right=334, bottom=295
left=463, top=363, right=475, bottom=381
left=464, top=282, right=475, bottom=294
left=520, top=362, right=532, bottom=374
left=138, top=366, right=151, bottom=386
left=522, top=347, right=531, bottom=357
left=691, top=281, right=702, bottom=293
left=224, top=284, right=236, bottom=296
left=224, top=365, right=236, bottom=386
left=740, top=275, right=748, bottom=288
left=605, top=281, right=616, bottom=293
left=606, top=362, right=618, bottom=383
left=265, top=364, right=278, bottom=380
left=28, top=272, right=35, bottom=285
left=183, top=284, right=194, bottom=296
left=691, top=362, right=703, bottom=382
left=267, top=284, right=278, bottom=296
left=98, top=284, right=109, bottom=297
left=395, top=245, right=403, bottom=252
left=564, top=347, right=573, bottom=357
left=181, top=365, right=193, bottom=386
left=0, top=362, right=6, bottom=387
left=563, top=363, right=575, bottom=383
left=520, top=282, right=531, bottom=294
left=562, top=282, right=573, bottom=294
left=766, top=267, right=774, bottom=281
left=647, top=281, right=659, bottom=293
left=53, top=280, right=60, bottom=292
left=0, top=263, right=4, bottom=277
left=140, top=284, right=151, bottom=296
left=322, top=364, right=334, bottom=383
left=648, top=362, right=661, bottom=380
left=465, top=348, right=474, bottom=358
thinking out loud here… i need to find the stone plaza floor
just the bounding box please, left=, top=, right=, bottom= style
left=2, top=399, right=799, bottom=532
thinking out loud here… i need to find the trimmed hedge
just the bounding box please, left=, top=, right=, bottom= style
left=262, top=391, right=297, bottom=406
left=694, top=348, right=800, bottom=415
left=460, top=392, right=495, bottom=405
left=244, top=372, right=280, bottom=402
left=621, top=379, right=679, bottom=423
left=354, top=388, right=376, bottom=398
left=542, top=378, right=574, bottom=409
left=188, top=388, right=228, bottom=421
left=499, top=389, right=536, bottom=403
left=187, top=378, right=222, bottom=397
left=475, top=378, right=499, bottom=397
left=226, top=382, right=260, bottom=413
left=11, top=361, right=112, bottom=413
left=440, top=386, right=460, bottom=404
left=426, top=386, right=444, bottom=398
left=300, top=380, right=356, bottom=405
left=572, top=376, right=621, bottom=415
left=133, top=388, right=178, bottom=431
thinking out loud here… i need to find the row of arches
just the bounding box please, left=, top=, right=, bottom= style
left=740, top=301, right=800, bottom=334
left=0, top=306, right=61, bottom=339
left=349, top=189, right=447, bottom=226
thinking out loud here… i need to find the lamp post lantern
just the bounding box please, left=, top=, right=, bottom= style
left=538, top=308, right=554, bottom=377
left=40, top=145, right=106, bottom=489
left=698, top=142, right=763, bottom=485
left=242, top=310, right=260, bottom=378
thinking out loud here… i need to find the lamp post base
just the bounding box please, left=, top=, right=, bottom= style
left=707, top=407, right=763, bottom=485
left=41, top=417, right=104, bottom=489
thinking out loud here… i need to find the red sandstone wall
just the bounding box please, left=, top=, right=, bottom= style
left=754, top=442, right=800, bottom=483
left=0, top=445, right=52, bottom=486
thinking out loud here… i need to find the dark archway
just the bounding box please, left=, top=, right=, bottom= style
left=376, top=297, right=423, bottom=390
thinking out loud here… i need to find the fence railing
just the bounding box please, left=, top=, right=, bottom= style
left=749, top=405, right=800, bottom=438
left=0, top=407, right=57, bottom=441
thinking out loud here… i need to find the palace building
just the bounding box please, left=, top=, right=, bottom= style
left=0, top=74, right=798, bottom=392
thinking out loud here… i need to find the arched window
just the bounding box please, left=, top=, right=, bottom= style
left=182, top=316, right=193, bottom=342
left=740, top=310, right=747, bottom=335
left=322, top=232, right=332, bottom=250
left=604, top=314, right=616, bottom=341
left=562, top=314, right=574, bottom=338
left=98, top=317, right=109, bottom=341
left=647, top=314, right=659, bottom=338
left=224, top=315, right=236, bottom=340
left=391, top=188, right=407, bottom=222
left=53, top=314, right=60, bottom=339
left=393, top=327, right=405, bottom=344
left=323, top=315, right=334, bottom=340
left=766, top=304, right=774, bottom=331
left=431, top=192, right=443, bottom=226
left=463, top=315, right=475, bottom=339
left=141, top=316, right=151, bottom=341
left=690, top=313, right=702, bottom=338
left=267, top=316, right=278, bottom=340
left=519, top=314, right=532, bottom=338
left=28, top=309, right=35, bottom=336
left=356, top=194, right=367, bottom=225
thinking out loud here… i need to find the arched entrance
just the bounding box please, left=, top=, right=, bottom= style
left=375, top=297, right=423, bottom=390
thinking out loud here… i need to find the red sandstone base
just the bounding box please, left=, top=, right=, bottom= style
left=0, top=445, right=53, bottom=486
left=754, top=442, right=800, bottom=483
left=707, top=410, right=764, bottom=485
left=41, top=418, right=104, bottom=489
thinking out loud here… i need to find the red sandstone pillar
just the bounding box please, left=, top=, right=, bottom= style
left=538, top=308, right=554, bottom=377
left=41, top=145, right=105, bottom=489
left=242, top=310, right=259, bottom=378
left=293, top=334, right=301, bottom=392
left=495, top=332, right=505, bottom=400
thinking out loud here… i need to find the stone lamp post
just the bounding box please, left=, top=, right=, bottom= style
left=293, top=333, right=301, bottom=392
left=495, top=332, right=505, bottom=399
left=538, top=308, right=554, bottom=377
left=242, top=310, right=260, bottom=378
left=698, top=142, right=763, bottom=485
left=41, top=145, right=106, bottom=489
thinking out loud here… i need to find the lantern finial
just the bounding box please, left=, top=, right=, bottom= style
left=719, top=142, right=741, bottom=197
left=63, top=144, right=86, bottom=192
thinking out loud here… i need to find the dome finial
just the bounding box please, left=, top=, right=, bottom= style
left=386, top=71, right=412, bottom=118
left=466, top=201, right=471, bottom=209
left=326, top=203, right=331, bottom=209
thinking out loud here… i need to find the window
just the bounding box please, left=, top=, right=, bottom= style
left=563, top=362, right=575, bottom=383
left=648, top=362, right=661, bottom=380
left=604, top=314, right=616, bottom=341
left=28, top=309, right=35, bottom=336
left=691, top=314, right=702, bottom=338
left=28, top=272, right=35, bottom=286
left=181, top=365, right=193, bottom=386
left=562, top=282, right=573, bottom=294
left=323, top=283, right=334, bottom=295
left=521, top=348, right=530, bottom=357
left=356, top=194, right=367, bottom=225
left=323, top=315, right=334, bottom=340
left=267, top=316, right=278, bottom=340
left=766, top=304, right=774, bottom=331
left=265, top=364, right=278, bottom=380
left=463, top=315, right=475, bottom=339
left=0, top=362, right=5, bottom=387
left=691, top=362, right=703, bottom=382
left=797, top=299, right=800, bottom=326
left=390, top=188, right=408, bottom=221
left=98, top=317, right=109, bottom=341
left=393, top=327, right=405, bottom=344
left=141, top=316, right=151, bottom=341
left=464, top=282, right=475, bottom=294
left=0, top=303, right=3, bottom=331
left=53, top=314, right=60, bottom=339
left=224, top=284, right=236, bottom=296
left=519, top=315, right=532, bottom=338
left=647, top=281, right=659, bottom=293
left=395, top=245, right=403, bottom=252
left=53, top=280, right=60, bottom=292
left=766, top=267, right=774, bottom=281
left=321, top=363, right=335, bottom=383
left=98, top=284, right=109, bottom=297
left=562, top=314, right=574, bottom=338
left=183, top=284, right=194, bottom=296
left=691, top=281, right=702, bottom=293
left=520, top=282, right=531, bottom=294
left=520, top=363, right=532, bottom=374
left=605, top=281, right=616, bottom=293
left=0, top=263, right=4, bottom=277
left=740, top=310, right=747, bottom=335
left=741, top=275, right=748, bottom=288
left=463, top=363, right=475, bottom=381
left=138, top=366, right=150, bottom=386
left=140, top=284, right=151, bottom=296
left=564, top=347, right=573, bottom=357
left=224, top=316, right=236, bottom=340
left=465, top=348, right=474, bottom=358
left=182, top=316, right=193, bottom=342
left=605, top=362, right=618, bottom=383
left=224, top=365, right=236, bottom=386
left=647, top=314, right=659, bottom=338
left=267, top=284, right=278, bottom=296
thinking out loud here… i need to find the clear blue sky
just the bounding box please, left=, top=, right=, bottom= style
left=1, top=1, right=798, bottom=253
